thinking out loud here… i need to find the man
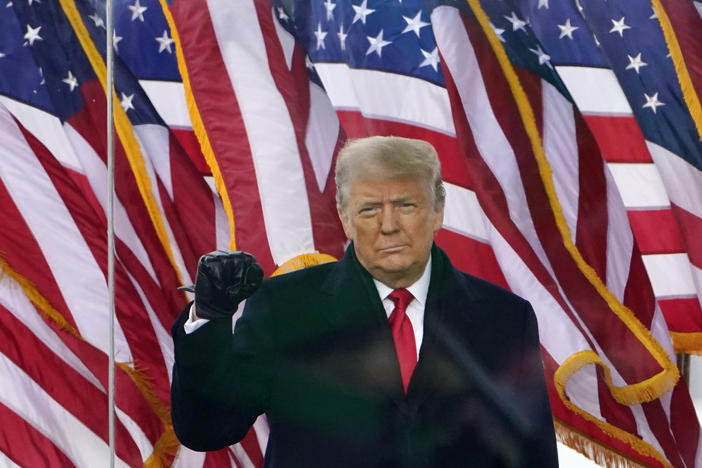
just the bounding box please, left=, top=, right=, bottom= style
left=171, top=136, right=558, bottom=467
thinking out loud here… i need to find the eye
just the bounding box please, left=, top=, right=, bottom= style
left=398, top=202, right=416, bottom=212
left=358, top=206, right=380, bottom=217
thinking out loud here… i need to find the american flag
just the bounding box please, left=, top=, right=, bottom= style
left=0, top=0, right=226, bottom=465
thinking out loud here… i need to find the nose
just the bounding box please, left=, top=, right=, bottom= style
left=379, top=205, right=399, bottom=234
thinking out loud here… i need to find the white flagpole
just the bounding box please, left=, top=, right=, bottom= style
left=105, top=0, right=116, bottom=466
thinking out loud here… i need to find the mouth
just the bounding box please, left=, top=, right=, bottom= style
left=377, top=245, right=407, bottom=254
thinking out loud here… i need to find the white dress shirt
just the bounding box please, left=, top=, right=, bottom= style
left=185, top=256, right=433, bottom=359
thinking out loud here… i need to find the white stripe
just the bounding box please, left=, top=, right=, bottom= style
left=314, top=63, right=456, bottom=136
left=606, top=162, right=670, bottom=208
left=695, top=1, right=702, bottom=18
left=208, top=0, right=315, bottom=265
left=604, top=166, right=634, bottom=302
left=442, top=182, right=488, bottom=242
left=642, top=253, right=698, bottom=297
left=0, top=451, right=21, bottom=468
left=563, top=364, right=603, bottom=422
left=0, top=264, right=103, bottom=392
left=646, top=140, right=702, bottom=219
left=541, top=79, right=579, bottom=243
left=172, top=445, right=206, bottom=467
left=272, top=5, right=294, bottom=70
left=0, top=355, right=132, bottom=468
left=306, top=81, right=339, bottom=192
left=63, top=123, right=159, bottom=283
left=115, top=406, right=154, bottom=464
left=126, top=271, right=174, bottom=383
left=555, top=66, right=632, bottom=115
left=432, top=6, right=554, bottom=281
left=138, top=80, right=192, bottom=129
left=0, top=97, right=82, bottom=171
left=231, top=444, right=256, bottom=468
left=692, top=264, right=702, bottom=301
left=252, top=415, right=270, bottom=458
left=0, top=105, right=132, bottom=361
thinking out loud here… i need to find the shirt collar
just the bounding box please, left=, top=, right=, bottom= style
left=373, top=254, right=432, bottom=306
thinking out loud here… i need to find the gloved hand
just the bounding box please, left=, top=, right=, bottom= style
left=179, top=250, right=263, bottom=320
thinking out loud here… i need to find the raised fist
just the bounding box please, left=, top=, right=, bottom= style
left=181, top=250, right=263, bottom=320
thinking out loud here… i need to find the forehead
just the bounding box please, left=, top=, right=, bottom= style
left=348, top=176, right=430, bottom=202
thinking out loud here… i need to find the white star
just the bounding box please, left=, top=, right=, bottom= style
left=537, top=0, right=549, bottom=9
left=6, top=1, right=12, bottom=6
left=305, top=55, right=315, bottom=70
left=338, top=24, right=348, bottom=50
left=490, top=22, right=505, bottom=43
left=120, top=92, right=135, bottom=112
left=0, top=51, right=5, bottom=58
left=625, top=53, right=647, bottom=74
left=314, top=23, right=327, bottom=50
left=365, top=29, right=391, bottom=58
left=128, top=0, right=147, bottom=22
left=650, top=7, right=658, bottom=20
left=89, top=13, right=105, bottom=29
left=323, top=0, right=336, bottom=21
left=62, top=70, right=78, bottom=92
left=277, top=7, right=289, bottom=22
left=28, top=0, right=40, bottom=6
left=38, top=67, right=45, bottom=85
left=419, top=47, right=439, bottom=72
left=529, top=45, right=551, bottom=66
left=504, top=12, right=527, bottom=32
left=155, top=30, right=174, bottom=53
left=402, top=11, right=429, bottom=37
left=642, top=92, right=664, bottom=113
left=24, top=24, right=42, bottom=46
left=609, top=17, right=631, bottom=37
left=113, top=31, right=123, bottom=52
left=558, top=18, right=578, bottom=39
left=352, top=0, right=375, bottom=25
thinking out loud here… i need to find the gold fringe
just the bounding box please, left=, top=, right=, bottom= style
left=465, top=0, right=679, bottom=463
left=651, top=0, right=702, bottom=142
left=58, top=0, right=185, bottom=285
left=117, top=362, right=180, bottom=467
left=670, top=331, right=702, bottom=356
left=555, top=420, right=651, bottom=468
left=554, top=352, right=673, bottom=468
left=157, top=0, right=238, bottom=250
left=271, top=253, right=337, bottom=277
left=0, top=255, right=81, bottom=338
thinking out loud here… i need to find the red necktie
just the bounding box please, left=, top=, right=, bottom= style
left=388, top=288, right=417, bottom=393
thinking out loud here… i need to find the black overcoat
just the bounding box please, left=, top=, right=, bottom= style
left=171, top=244, right=558, bottom=467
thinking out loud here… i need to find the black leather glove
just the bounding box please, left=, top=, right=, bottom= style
left=179, top=250, right=263, bottom=320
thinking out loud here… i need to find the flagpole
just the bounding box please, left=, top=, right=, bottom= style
left=105, top=0, right=116, bottom=466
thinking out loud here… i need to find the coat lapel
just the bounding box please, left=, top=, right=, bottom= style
left=320, top=245, right=407, bottom=402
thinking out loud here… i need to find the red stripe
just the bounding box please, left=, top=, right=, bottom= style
left=658, top=297, right=702, bottom=333
left=435, top=228, right=508, bottom=289
left=0, top=401, right=76, bottom=468
left=659, top=0, right=702, bottom=108
left=461, top=12, right=662, bottom=382
left=169, top=0, right=276, bottom=274
left=170, top=128, right=211, bottom=175
left=670, top=379, right=701, bottom=468
left=640, top=399, right=685, bottom=468
left=627, top=209, right=685, bottom=255
left=582, top=115, right=652, bottom=163
left=670, top=202, right=702, bottom=269
left=574, top=111, right=609, bottom=282
left=0, top=306, right=143, bottom=467
left=168, top=131, right=219, bottom=263
left=335, top=111, right=473, bottom=190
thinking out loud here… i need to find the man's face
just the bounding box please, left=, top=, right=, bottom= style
left=338, top=176, right=444, bottom=288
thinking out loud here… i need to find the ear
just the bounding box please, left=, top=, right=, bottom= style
left=432, top=204, right=444, bottom=236
left=337, top=208, right=354, bottom=240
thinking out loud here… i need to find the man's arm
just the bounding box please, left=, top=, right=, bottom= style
left=170, top=251, right=269, bottom=451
